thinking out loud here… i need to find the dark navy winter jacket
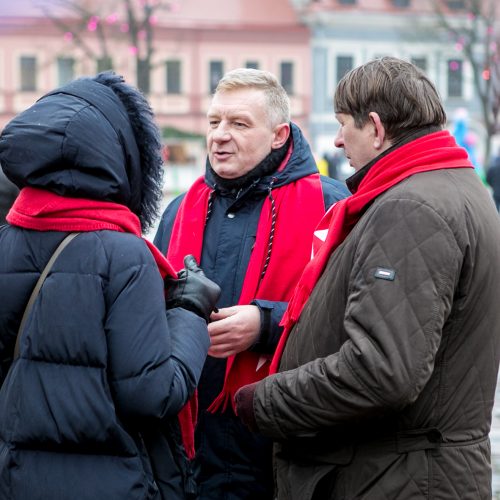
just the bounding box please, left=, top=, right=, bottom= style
left=154, top=123, right=350, bottom=499
left=0, top=82, right=210, bottom=500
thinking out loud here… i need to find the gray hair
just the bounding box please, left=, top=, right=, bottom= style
left=215, top=68, right=291, bottom=127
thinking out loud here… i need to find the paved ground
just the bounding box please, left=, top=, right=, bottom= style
left=492, top=378, right=500, bottom=497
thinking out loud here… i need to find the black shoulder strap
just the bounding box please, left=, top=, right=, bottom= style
left=13, top=232, right=81, bottom=360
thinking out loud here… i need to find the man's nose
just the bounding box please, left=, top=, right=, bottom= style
left=212, top=123, right=231, bottom=142
left=334, top=130, right=343, bottom=148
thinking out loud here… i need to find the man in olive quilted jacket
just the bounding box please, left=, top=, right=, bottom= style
left=235, top=57, right=500, bottom=500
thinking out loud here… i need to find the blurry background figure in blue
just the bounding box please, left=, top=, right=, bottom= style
left=452, top=108, right=484, bottom=181
left=487, top=146, right=500, bottom=212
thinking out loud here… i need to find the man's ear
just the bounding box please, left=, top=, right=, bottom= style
left=368, top=112, right=387, bottom=150
left=271, top=122, right=290, bottom=149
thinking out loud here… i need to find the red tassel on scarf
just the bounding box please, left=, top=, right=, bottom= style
left=168, top=165, right=327, bottom=414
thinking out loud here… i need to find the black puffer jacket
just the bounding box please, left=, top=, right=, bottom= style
left=0, top=79, right=210, bottom=499
left=0, top=167, right=18, bottom=224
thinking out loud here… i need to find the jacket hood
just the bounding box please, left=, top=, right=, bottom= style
left=0, top=79, right=142, bottom=213
left=204, top=122, right=319, bottom=192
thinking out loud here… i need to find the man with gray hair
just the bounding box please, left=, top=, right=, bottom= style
left=154, top=68, right=349, bottom=498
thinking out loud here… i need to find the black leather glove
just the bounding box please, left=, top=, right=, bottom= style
left=165, top=255, right=221, bottom=323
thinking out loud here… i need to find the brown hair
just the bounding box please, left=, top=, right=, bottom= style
left=334, top=57, right=446, bottom=141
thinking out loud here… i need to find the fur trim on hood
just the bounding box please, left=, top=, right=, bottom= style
left=0, top=71, right=164, bottom=232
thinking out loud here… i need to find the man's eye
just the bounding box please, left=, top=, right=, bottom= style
left=209, top=121, right=219, bottom=127
left=234, top=122, right=247, bottom=128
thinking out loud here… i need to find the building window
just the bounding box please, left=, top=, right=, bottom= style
left=209, top=60, right=224, bottom=94
left=57, top=57, right=75, bottom=86
left=392, top=0, right=410, bottom=6
left=166, top=60, right=181, bottom=94
left=20, top=56, right=36, bottom=92
left=97, top=57, right=113, bottom=73
left=447, top=0, right=465, bottom=9
left=447, top=59, right=463, bottom=98
left=280, top=61, right=294, bottom=95
left=245, top=61, right=259, bottom=70
left=137, top=59, right=150, bottom=94
left=336, top=55, right=353, bottom=83
left=411, top=57, right=427, bottom=72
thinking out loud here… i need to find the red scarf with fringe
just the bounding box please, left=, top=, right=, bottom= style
left=6, top=187, right=199, bottom=459
left=270, top=130, right=474, bottom=373
left=167, top=169, right=326, bottom=413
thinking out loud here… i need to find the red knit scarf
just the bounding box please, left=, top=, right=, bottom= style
left=6, top=187, right=199, bottom=459
left=167, top=168, right=326, bottom=413
left=270, top=130, right=474, bottom=373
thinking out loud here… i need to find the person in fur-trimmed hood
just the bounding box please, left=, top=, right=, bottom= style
left=154, top=68, right=350, bottom=499
left=0, top=72, right=220, bottom=500
left=234, top=57, right=500, bottom=500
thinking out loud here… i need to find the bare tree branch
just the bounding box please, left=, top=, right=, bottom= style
left=39, top=0, right=168, bottom=93
left=430, top=0, right=500, bottom=165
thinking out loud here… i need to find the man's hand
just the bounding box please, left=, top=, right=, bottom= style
left=207, top=305, right=260, bottom=358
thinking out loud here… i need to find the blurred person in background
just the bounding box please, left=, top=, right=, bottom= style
left=0, top=72, right=220, bottom=500
left=487, top=145, right=500, bottom=212
left=323, top=150, right=342, bottom=180
left=235, top=57, right=500, bottom=500
left=154, top=68, right=349, bottom=499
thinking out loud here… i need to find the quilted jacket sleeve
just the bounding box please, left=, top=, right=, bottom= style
left=252, top=197, right=463, bottom=439
left=104, top=235, right=210, bottom=420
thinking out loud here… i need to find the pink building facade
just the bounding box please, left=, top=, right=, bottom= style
left=0, top=0, right=312, bottom=138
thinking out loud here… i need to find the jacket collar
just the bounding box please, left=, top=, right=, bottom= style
left=204, top=122, right=318, bottom=196
left=346, top=126, right=442, bottom=194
